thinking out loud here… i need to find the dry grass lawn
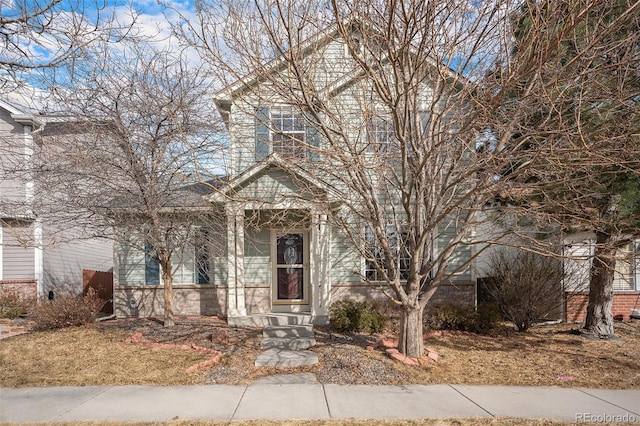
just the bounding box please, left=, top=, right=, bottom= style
left=1, top=316, right=639, bottom=389
left=0, top=325, right=212, bottom=387
left=403, top=321, right=640, bottom=389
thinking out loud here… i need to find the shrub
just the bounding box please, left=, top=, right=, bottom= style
left=329, top=299, right=388, bottom=333
left=0, top=288, right=30, bottom=319
left=28, top=288, right=104, bottom=331
left=484, top=248, right=564, bottom=331
left=424, top=302, right=501, bottom=334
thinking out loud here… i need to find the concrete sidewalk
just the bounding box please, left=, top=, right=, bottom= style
left=1, top=384, right=639, bottom=423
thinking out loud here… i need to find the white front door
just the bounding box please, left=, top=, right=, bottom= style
left=272, top=230, right=310, bottom=312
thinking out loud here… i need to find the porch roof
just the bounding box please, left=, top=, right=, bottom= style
left=207, top=153, right=342, bottom=205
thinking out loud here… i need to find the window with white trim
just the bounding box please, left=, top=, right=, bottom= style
left=366, top=117, right=395, bottom=153
left=364, top=225, right=410, bottom=281
left=142, top=237, right=211, bottom=286
left=613, top=240, right=640, bottom=291
left=270, top=106, right=307, bottom=158
left=255, top=106, right=320, bottom=161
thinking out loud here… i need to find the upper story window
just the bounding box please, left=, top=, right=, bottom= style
left=271, top=106, right=306, bottom=158
left=255, top=106, right=320, bottom=161
left=345, top=34, right=364, bottom=57
left=367, top=117, right=395, bottom=153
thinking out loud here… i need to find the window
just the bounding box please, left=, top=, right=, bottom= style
left=345, top=34, right=364, bottom=57
left=613, top=241, right=640, bottom=291
left=271, top=106, right=306, bottom=158
left=367, top=118, right=395, bottom=153
left=144, top=243, right=160, bottom=285
left=143, top=237, right=211, bottom=286
left=195, top=230, right=210, bottom=285
left=254, top=106, right=320, bottom=160
left=364, top=225, right=410, bottom=281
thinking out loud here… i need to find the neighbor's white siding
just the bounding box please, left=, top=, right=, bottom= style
left=43, top=238, right=113, bottom=295
left=0, top=108, right=28, bottom=207
left=2, top=224, right=35, bottom=280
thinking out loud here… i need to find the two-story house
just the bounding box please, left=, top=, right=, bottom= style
left=113, top=22, right=477, bottom=325
left=0, top=93, right=113, bottom=302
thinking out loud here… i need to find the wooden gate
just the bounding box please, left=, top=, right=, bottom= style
left=83, top=269, right=114, bottom=315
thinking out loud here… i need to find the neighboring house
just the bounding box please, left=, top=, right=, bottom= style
left=113, top=23, right=476, bottom=325
left=0, top=94, right=113, bottom=301
left=564, top=233, right=640, bottom=322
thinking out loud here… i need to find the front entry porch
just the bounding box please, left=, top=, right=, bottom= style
left=225, top=208, right=331, bottom=326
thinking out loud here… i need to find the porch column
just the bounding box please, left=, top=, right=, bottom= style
left=226, top=206, right=247, bottom=317
left=311, top=211, right=331, bottom=324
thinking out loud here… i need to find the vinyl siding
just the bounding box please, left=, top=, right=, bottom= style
left=236, top=169, right=315, bottom=202
left=2, top=224, right=35, bottom=280
left=437, top=219, right=472, bottom=281
left=0, top=108, right=28, bottom=206
left=42, top=238, right=113, bottom=295
left=118, top=244, right=146, bottom=285
left=330, top=227, right=361, bottom=283
left=244, top=228, right=270, bottom=285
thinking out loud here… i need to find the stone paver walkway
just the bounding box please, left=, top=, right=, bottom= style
left=255, top=324, right=318, bottom=367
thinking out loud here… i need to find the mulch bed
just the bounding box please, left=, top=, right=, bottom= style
left=97, top=316, right=409, bottom=385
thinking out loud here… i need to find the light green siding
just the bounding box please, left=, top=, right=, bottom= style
left=437, top=220, right=472, bottom=281
left=330, top=227, right=361, bottom=283
left=235, top=168, right=316, bottom=202
left=117, top=244, right=145, bottom=285
left=244, top=228, right=270, bottom=285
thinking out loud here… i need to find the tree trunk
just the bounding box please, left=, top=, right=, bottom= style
left=583, top=231, right=616, bottom=337
left=161, top=260, right=175, bottom=327
left=398, top=303, right=425, bottom=357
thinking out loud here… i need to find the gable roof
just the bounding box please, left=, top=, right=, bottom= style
left=207, top=152, right=342, bottom=204
left=214, top=16, right=468, bottom=121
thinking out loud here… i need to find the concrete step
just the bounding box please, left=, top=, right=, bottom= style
left=228, top=313, right=313, bottom=327
left=262, top=325, right=314, bottom=338
left=254, top=348, right=319, bottom=367
left=260, top=336, right=316, bottom=351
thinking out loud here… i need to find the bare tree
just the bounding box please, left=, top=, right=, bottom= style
left=169, top=0, right=536, bottom=357
left=0, top=0, right=130, bottom=91
left=32, top=41, right=226, bottom=326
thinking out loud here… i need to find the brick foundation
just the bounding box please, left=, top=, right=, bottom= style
left=565, top=291, right=640, bottom=322
left=0, top=280, right=37, bottom=300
